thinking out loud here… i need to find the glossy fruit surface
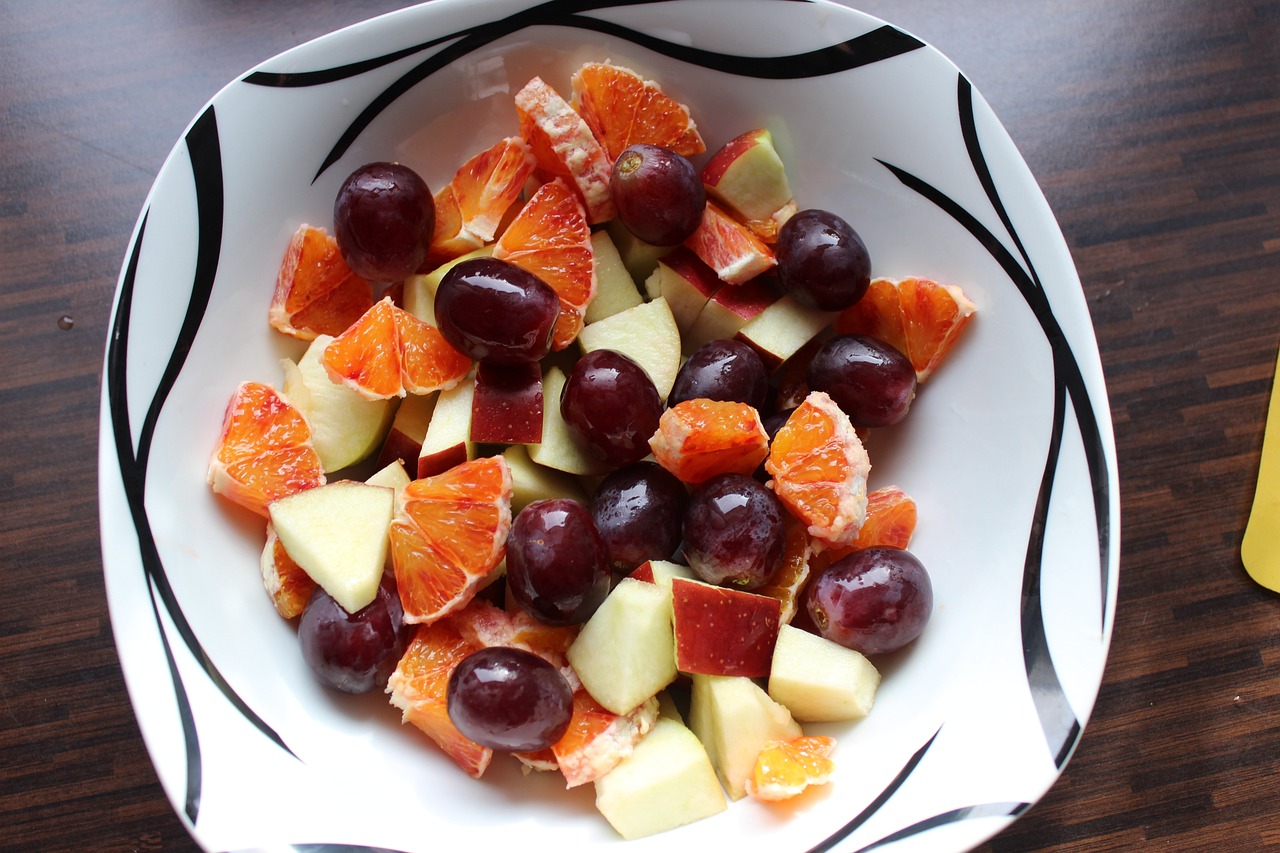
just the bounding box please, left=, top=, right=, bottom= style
left=806, top=334, right=917, bottom=427
left=561, top=350, right=664, bottom=467
left=611, top=144, right=705, bottom=246
left=435, top=257, right=559, bottom=363
left=805, top=547, right=933, bottom=655
left=745, top=735, right=836, bottom=801
left=682, top=473, right=785, bottom=589
left=334, top=162, right=435, bottom=281
left=590, top=462, right=688, bottom=573
left=298, top=572, right=408, bottom=694
left=446, top=646, right=574, bottom=752
left=667, top=338, right=767, bottom=408
left=506, top=498, right=611, bottom=625
left=775, top=209, right=871, bottom=311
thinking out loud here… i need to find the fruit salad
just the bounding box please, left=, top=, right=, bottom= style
left=208, top=59, right=975, bottom=841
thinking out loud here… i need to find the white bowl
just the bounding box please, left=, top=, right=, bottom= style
left=98, top=1, right=1120, bottom=851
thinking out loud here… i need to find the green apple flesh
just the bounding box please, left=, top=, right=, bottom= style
left=768, top=623, right=880, bottom=722
left=701, top=128, right=797, bottom=236
left=688, top=673, right=801, bottom=800
left=577, top=296, right=681, bottom=401
left=584, top=229, right=644, bottom=324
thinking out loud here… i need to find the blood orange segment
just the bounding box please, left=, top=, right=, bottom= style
left=207, top=381, right=325, bottom=517
left=809, top=485, right=918, bottom=573
left=745, top=735, right=836, bottom=801
left=426, top=137, right=536, bottom=268
left=386, top=619, right=492, bottom=778
left=396, top=306, right=472, bottom=395
left=548, top=689, right=658, bottom=788
left=834, top=276, right=976, bottom=381
left=514, top=76, right=616, bottom=224
left=570, top=62, right=705, bottom=161
left=684, top=200, right=777, bottom=285
left=764, top=390, right=870, bottom=549
left=268, top=224, right=373, bottom=340
left=649, top=398, right=770, bottom=484
left=754, top=513, right=812, bottom=624
left=389, top=456, right=513, bottom=624
left=493, top=179, right=596, bottom=350
left=261, top=522, right=317, bottom=619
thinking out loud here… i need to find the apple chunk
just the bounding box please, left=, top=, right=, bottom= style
left=688, top=673, right=801, bottom=800
left=375, top=391, right=436, bottom=472
left=594, top=716, right=726, bottom=840
left=577, top=297, right=681, bottom=401
left=683, top=273, right=780, bottom=353
left=267, top=480, right=394, bottom=614
left=502, top=444, right=586, bottom=513
left=768, top=623, right=880, bottom=722
left=734, top=294, right=836, bottom=368
left=566, top=578, right=678, bottom=715
left=418, top=373, right=476, bottom=478
left=584, top=229, right=643, bottom=324
left=627, top=559, right=696, bottom=590
left=643, top=247, right=721, bottom=335
left=470, top=360, right=543, bottom=444
left=671, top=577, right=781, bottom=678
left=701, top=128, right=797, bottom=241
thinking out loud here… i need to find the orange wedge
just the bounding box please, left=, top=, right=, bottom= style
left=810, top=485, right=918, bottom=573
left=268, top=224, right=373, bottom=340
left=493, top=179, right=595, bottom=350
left=515, top=76, right=615, bottom=224
left=207, top=381, right=325, bottom=517
left=548, top=689, right=657, bottom=788
left=834, top=277, right=976, bottom=381
left=649, top=398, right=770, bottom=484
left=389, top=456, right=513, bottom=624
left=684, top=200, right=777, bottom=285
left=426, top=137, right=536, bottom=268
left=745, top=735, right=836, bottom=802
left=764, top=391, right=870, bottom=549
left=570, top=62, right=705, bottom=161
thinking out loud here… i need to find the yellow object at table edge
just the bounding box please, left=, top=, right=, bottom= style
left=1242, top=343, right=1280, bottom=592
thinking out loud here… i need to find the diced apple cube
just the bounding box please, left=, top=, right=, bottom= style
left=734, top=294, right=837, bottom=368
left=470, top=360, right=543, bottom=444
left=627, top=559, right=696, bottom=591
left=688, top=673, right=801, bottom=800
left=606, top=217, right=673, bottom=286
left=768, top=623, right=880, bottom=722
left=594, top=716, right=727, bottom=840
left=700, top=127, right=797, bottom=241
left=365, top=459, right=411, bottom=493
left=578, top=297, right=681, bottom=401
left=418, top=373, right=476, bottom=478
left=644, top=247, right=722, bottom=335
left=502, top=444, right=586, bottom=513
left=671, top=577, right=781, bottom=678
left=375, top=392, right=436, bottom=472
left=683, top=273, right=780, bottom=353
left=584, top=229, right=644, bottom=324
left=566, top=578, right=678, bottom=715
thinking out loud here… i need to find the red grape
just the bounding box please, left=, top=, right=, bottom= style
left=560, top=349, right=664, bottom=467
left=446, top=646, right=574, bottom=752
left=333, top=162, right=435, bottom=281
left=611, top=144, right=706, bottom=246
left=297, top=572, right=408, bottom=694
left=668, top=339, right=768, bottom=408
left=807, top=334, right=917, bottom=427
left=590, top=462, right=688, bottom=574
left=682, top=473, right=785, bottom=590
left=506, top=499, right=611, bottom=625
left=435, top=257, right=559, bottom=363
left=775, top=209, right=871, bottom=311
left=805, top=547, right=933, bottom=655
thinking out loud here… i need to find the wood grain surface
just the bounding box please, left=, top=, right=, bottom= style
left=2, top=1, right=1278, bottom=850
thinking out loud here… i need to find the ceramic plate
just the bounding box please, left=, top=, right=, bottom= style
left=99, top=1, right=1120, bottom=851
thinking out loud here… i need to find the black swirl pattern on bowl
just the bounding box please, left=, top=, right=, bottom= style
left=104, top=0, right=1112, bottom=848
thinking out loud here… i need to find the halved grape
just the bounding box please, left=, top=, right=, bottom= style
left=775, top=209, right=871, bottom=311
left=667, top=339, right=768, bottom=408
left=590, top=462, right=688, bottom=574
left=805, top=547, right=933, bottom=655
left=446, top=646, right=574, bottom=752
left=435, top=257, right=560, bottom=363
left=561, top=349, right=664, bottom=468
left=506, top=499, right=611, bottom=625
left=333, top=162, right=435, bottom=281
left=611, top=144, right=706, bottom=246
left=297, top=572, right=408, bottom=694
left=682, top=473, right=785, bottom=590
left=806, top=334, right=916, bottom=427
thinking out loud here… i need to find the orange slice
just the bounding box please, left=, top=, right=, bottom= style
left=834, top=276, right=976, bottom=381
left=386, top=619, right=491, bottom=778
left=754, top=513, right=812, bottom=624
left=570, top=62, right=705, bottom=161
left=810, top=485, right=918, bottom=573
left=426, top=137, right=536, bottom=268
left=548, top=689, right=657, bottom=788
left=268, top=224, right=373, bottom=340
left=389, top=456, right=513, bottom=624
left=649, top=398, right=770, bottom=484
left=514, top=76, right=615, bottom=224
left=684, top=200, right=777, bottom=285
left=322, top=297, right=471, bottom=400
left=207, top=381, right=325, bottom=517
left=745, top=735, right=836, bottom=801
left=261, top=522, right=317, bottom=619
left=764, top=391, right=870, bottom=549
left=493, top=179, right=596, bottom=350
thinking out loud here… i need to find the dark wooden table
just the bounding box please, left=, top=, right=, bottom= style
left=3, top=1, right=1278, bottom=850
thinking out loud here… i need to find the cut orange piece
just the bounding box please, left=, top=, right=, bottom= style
left=386, top=619, right=491, bottom=778
left=268, top=224, right=373, bottom=340
left=425, top=137, right=536, bottom=268
left=684, top=200, right=777, bottom=285
left=389, top=456, right=513, bottom=624
left=493, top=179, right=596, bottom=350
left=810, top=485, right=918, bottom=573
left=834, top=276, right=976, bottom=382
left=514, top=76, right=615, bottom=224
left=745, top=735, right=836, bottom=802
left=548, top=689, right=657, bottom=788
left=322, top=297, right=472, bottom=400
left=207, top=381, right=325, bottom=517
left=754, top=513, right=812, bottom=624
left=261, top=522, right=317, bottom=619
left=570, top=62, right=705, bottom=161
left=765, top=391, right=870, bottom=549
left=649, top=398, right=770, bottom=484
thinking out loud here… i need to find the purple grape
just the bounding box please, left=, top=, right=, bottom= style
left=775, top=209, right=871, bottom=311
left=435, top=257, right=559, bottom=363
left=561, top=350, right=664, bottom=467
left=297, top=572, right=408, bottom=694
left=805, top=547, right=933, bottom=655
left=506, top=499, right=611, bottom=625
left=590, top=462, right=689, bottom=574
left=446, top=646, right=574, bottom=752
left=667, top=339, right=768, bottom=408
left=682, top=473, right=785, bottom=590
left=806, top=334, right=917, bottom=427
left=611, top=144, right=706, bottom=246
left=333, top=162, right=435, bottom=281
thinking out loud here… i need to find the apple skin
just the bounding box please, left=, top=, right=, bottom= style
left=470, top=360, right=543, bottom=444
left=671, top=577, right=782, bottom=678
